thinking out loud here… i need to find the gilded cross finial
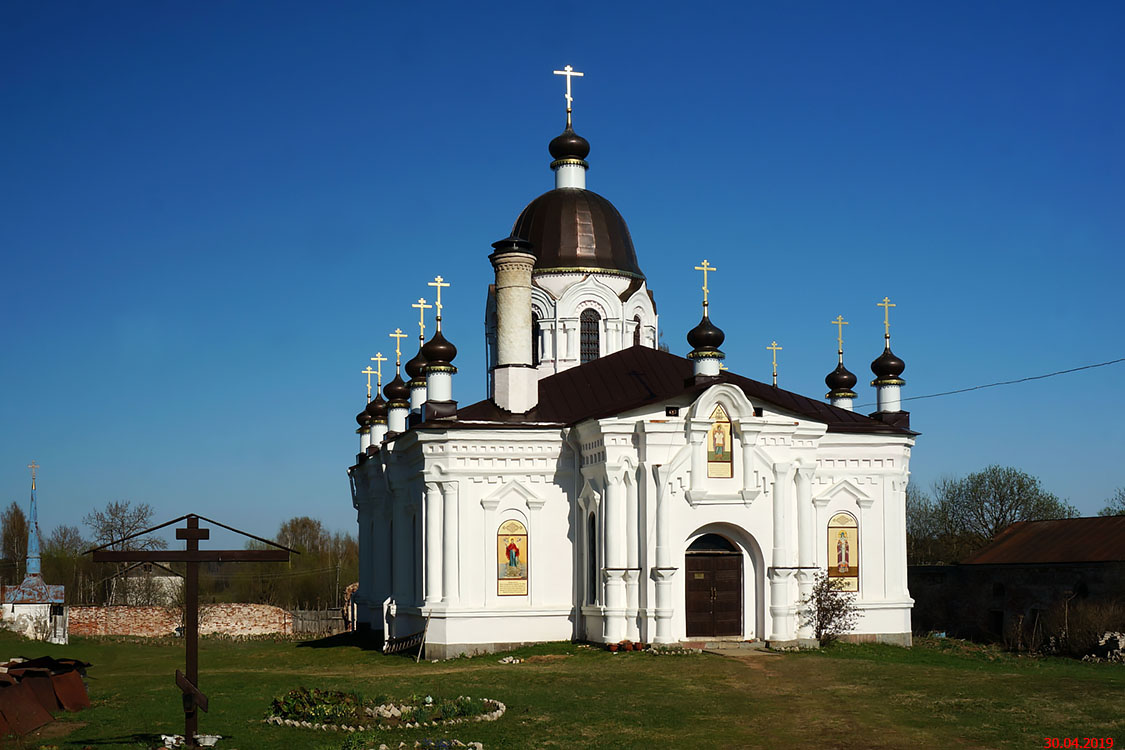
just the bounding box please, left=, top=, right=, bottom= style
left=428, top=276, right=450, bottom=331
left=553, top=64, right=584, bottom=128
left=878, top=296, right=896, bottom=339
left=831, top=315, right=849, bottom=362
left=28, top=460, right=39, bottom=490
left=390, top=329, right=407, bottom=366
left=412, top=298, right=432, bottom=342
left=694, top=260, right=716, bottom=313
left=361, top=366, right=376, bottom=402
left=370, top=352, right=387, bottom=388
left=767, top=341, right=783, bottom=387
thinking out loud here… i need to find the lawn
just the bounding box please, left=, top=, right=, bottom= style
left=2, top=630, right=1121, bottom=749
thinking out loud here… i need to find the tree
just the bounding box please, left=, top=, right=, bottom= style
left=799, top=571, right=859, bottom=644
left=83, top=500, right=167, bottom=551
left=1097, top=487, right=1125, bottom=517
left=41, top=524, right=97, bottom=604
left=1, top=502, right=29, bottom=584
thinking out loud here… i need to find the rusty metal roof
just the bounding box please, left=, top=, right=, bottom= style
left=963, top=515, right=1125, bottom=564
left=451, top=346, right=915, bottom=435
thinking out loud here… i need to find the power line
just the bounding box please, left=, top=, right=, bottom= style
left=857, top=356, right=1125, bottom=409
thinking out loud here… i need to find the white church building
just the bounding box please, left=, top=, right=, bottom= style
left=348, top=70, right=916, bottom=657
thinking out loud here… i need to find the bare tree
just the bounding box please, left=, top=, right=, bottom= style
left=799, top=571, right=859, bottom=645
left=1097, top=487, right=1125, bottom=517
left=1, top=502, right=29, bottom=584
left=83, top=500, right=167, bottom=551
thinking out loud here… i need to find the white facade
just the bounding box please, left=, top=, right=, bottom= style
left=350, top=374, right=914, bottom=657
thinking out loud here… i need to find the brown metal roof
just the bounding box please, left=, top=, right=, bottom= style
left=963, top=515, right=1125, bottom=565
left=450, top=346, right=914, bottom=435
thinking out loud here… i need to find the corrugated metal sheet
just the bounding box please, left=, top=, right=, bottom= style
left=964, top=516, right=1125, bottom=564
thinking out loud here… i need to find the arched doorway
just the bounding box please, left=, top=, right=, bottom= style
left=685, top=533, right=742, bottom=637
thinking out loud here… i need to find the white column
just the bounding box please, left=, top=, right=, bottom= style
left=689, top=427, right=706, bottom=490
left=603, top=474, right=626, bottom=643
left=652, top=466, right=675, bottom=644
left=768, top=462, right=796, bottom=643
left=624, top=476, right=640, bottom=641
left=410, top=385, right=427, bottom=413
left=359, top=428, right=371, bottom=453
left=442, top=482, right=459, bottom=604
left=424, top=482, right=443, bottom=605
left=876, top=383, right=901, bottom=413
left=387, top=406, right=408, bottom=434
left=795, top=465, right=816, bottom=641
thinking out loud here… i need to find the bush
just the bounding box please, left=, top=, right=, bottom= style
left=799, top=571, right=859, bottom=644
left=1042, top=599, right=1125, bottom=658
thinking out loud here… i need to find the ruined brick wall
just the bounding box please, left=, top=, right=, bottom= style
left=69, top=603, right=294, bottom=637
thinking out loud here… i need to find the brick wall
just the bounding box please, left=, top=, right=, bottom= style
left=69, top=603, right=294, bottom=637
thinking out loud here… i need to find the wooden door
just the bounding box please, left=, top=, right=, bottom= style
left=685, top=553, right=742, bottom=637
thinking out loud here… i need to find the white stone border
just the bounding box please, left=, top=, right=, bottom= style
left=263, top=699, right=506, bottom=733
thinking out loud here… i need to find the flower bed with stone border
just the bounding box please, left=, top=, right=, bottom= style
left=264, top=687, right=504, bottom=734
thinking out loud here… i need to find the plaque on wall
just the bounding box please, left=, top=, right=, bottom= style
left=497, top=519, right=529, bottom=596
left=828, top=512, right=859, bottom=592
left=707, top=403, right=733, bottom=478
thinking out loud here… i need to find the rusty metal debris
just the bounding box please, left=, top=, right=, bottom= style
left=0, top=655, right=92, bottom=738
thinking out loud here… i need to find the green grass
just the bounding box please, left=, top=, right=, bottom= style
left=2, top=631, right=1121, bottom=749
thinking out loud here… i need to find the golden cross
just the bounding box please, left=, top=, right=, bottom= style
left=428, top=276, right=450, bottom=329
left=694, top=260, right=716, bottom=307
left=831, top=315, right=849, bottom=352
left=361, top=366, right=376, bottom=401
left=878, top=296, right=896, bottom=337
left=370, top=352, right=387, bottom=388
left=390, top=329, right=407, bottom=365
left=553, top=64, right=584, bottom=126
left=412, top=297, right=432, bottom=342
left=767, top=341, right=783, bottom=386
left=28, top=460, right=39, bottom=490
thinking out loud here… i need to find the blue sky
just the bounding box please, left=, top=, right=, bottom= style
left=2, top=1, right=1122, bottom=542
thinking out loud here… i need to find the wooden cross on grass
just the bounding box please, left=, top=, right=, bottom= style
left=87, top=514, right=294, bottom=747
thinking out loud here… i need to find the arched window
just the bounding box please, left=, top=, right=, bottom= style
left=580, top=309, right=600, bottom=364
left=633, top=315, right=641, bottom=347
left=586, top=512, right=598, bottom=604
left=531, top=313, right=541, bottom=367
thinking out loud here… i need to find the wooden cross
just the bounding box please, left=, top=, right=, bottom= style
left=370, top=352, right=387, bottom=388
left=89, top=514, right=292, bottom=747
left=767, top=341, right=783, bottom=387
left=412, top=298, right=432, bottom=342
left=553, top=64, right=584, bottom=126
left=878, top=296, right=896, bottom=337
left=428, top=276, right=450, bottom=330
left=694, top=260, right=716, bottom=307
left=361, top=366, right=376, bottom=401
left=390, top=329, right=407, bottom=365
left=831, top=315, right=849, bottom=354
left=27, top=460, right=38, bottom=489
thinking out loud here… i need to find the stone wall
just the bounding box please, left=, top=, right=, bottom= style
left=69, top=603, right=294, bottom=637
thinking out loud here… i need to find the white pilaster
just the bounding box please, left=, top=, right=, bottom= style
left=424, top=482, right=443, bottom=605
left=442, top=482, right=459, bottom=604
left=769, top=462, right=796, bottom=642
left=795, top=464, right=816, bottom=640
left=603, top=474, right=626, bottom=643
left=624, top=477, right=640, bottom=641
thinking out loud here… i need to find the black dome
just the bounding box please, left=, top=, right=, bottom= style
left=405, top=346, right=428, bottom=381
left=825, top=362, right=858, bottom=392
left=871, top=346, right=906, bottom=380
left=421, top=330, right=457, bottom=365
left=383, top=372, right=410, bottom=402
left=355, top=408, right=372, bottom=427
left=549, top=126, right=590, bottom=161
left=512, top=188, right=644, bottom=278
left=365, top=393, right=388, bottom=420
left=687, top=314, right=725, bottom=352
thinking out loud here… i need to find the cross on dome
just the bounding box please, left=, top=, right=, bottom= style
left=831, top=315, right=849, bottom=361
left=694, top=260, right=717, bottom=312
left=878, top=296, right=896, bottom=338
left=361, top=366, right=376, bottom=401
left=28, top=460, right=39, bottom=490
left=412, top=298, right=432, bottom=341
left=370, top=352, right=387, bottom=388
left=553, top=65, right=584, bottom=127
left=428, top=276, right=450, bottom=330
left=767, top=341, right=783, bottom=387
left=390, top=329, right=407, bottom=365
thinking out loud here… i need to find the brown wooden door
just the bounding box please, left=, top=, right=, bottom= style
left=685, top=553, right=742, bottom=637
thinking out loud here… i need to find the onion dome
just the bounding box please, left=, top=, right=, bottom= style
left=355, top=409, right=372, bottom=428
left=512, top=189, right=644, bottom=278
left=549, top=126, right=590, bottom=161
left=421, top=330, right=457, bottom=367
left=365, top=393, right=388, bottom=423
left=870, top=346, right=906, bottom=383
left=405, top=346, right=428, bottom=384
left=687, top=314, right=725, bottom=353
left=825, top=362, right=858, bottom=394
left=383, top=372, right=410, bottom=404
